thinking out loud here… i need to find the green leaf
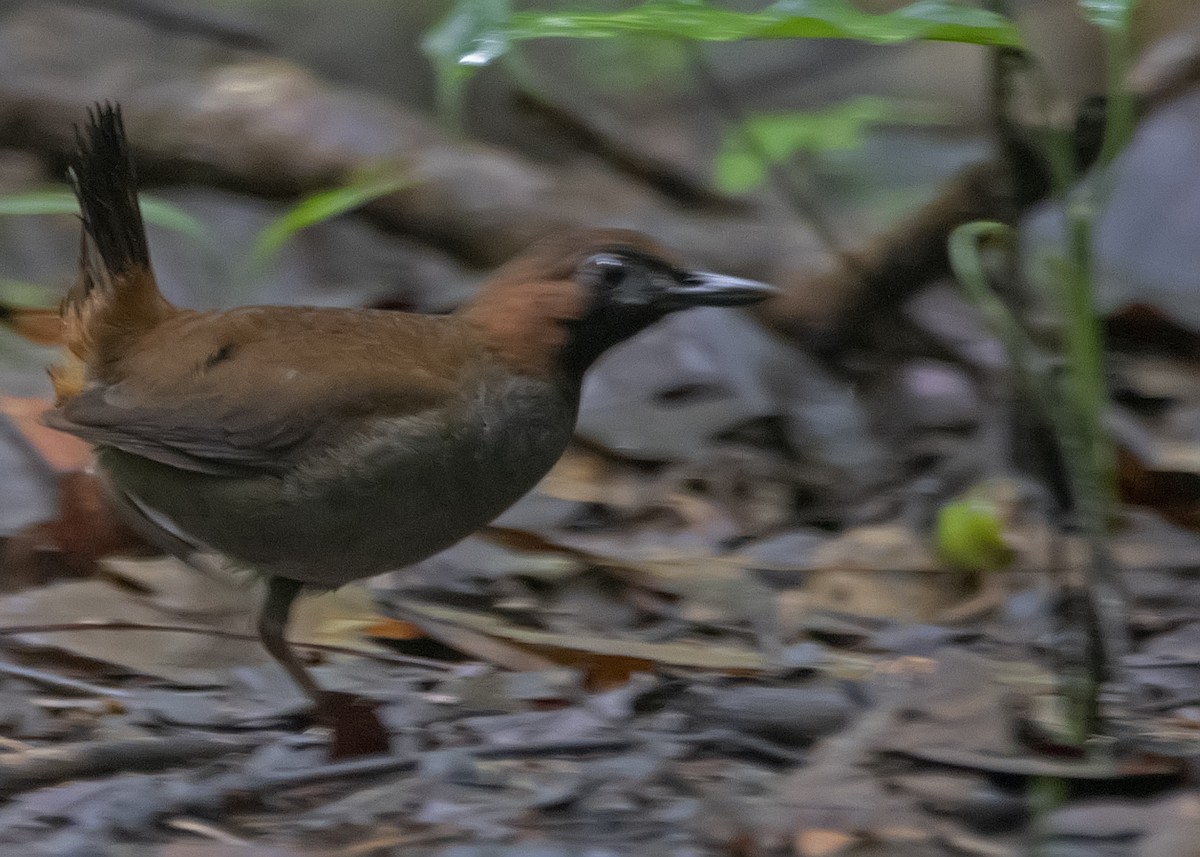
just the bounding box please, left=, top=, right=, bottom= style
left=247, top=172, right=414, bottom=279
left=423, top=1, right=1021, bottom=130
left=1077, top=0, right=1134, bottom=31
left=713, top=96, right=899, bottom=193
left=571, top=35, right=691, bottom=97
left=422, top=0, right=512, bottom=126
left=0, top=190, right=212, bottom=246
left=1082, top=0, right=1135, bottom=164
left=0, top=192, right=78, bottom=217
left=138, top=199, right=215, bottom=246
left=424, top=1, right=1021, bottom=119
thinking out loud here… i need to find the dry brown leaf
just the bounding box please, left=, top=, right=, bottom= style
left=162, top=844, right=304, bottom=857
left=0, top=558, right=390, bottom=688
left=807, top=524, right=976, bottom=621
left=1, top=396, right=156, bottom=587
left=3, top=472, right=158, bottom=589
left=289, top=584, right=394, bottom=653
left=1117, top=443, right=1200, bottom=531
left=0, top=576, right=267, bottom=686
left=793, top=828, right=858, bottom=857
left=811, top=524, right=937, bottom=572
left=537, top=444, right=645, bottom=508
left=481, top=526, right=578, bottom=556
left=403, top=613, right=559, bottom=673
left=398, top=600, right=766, bottom=681
left=0, top=395, right=92, bottom=472
left=606, top=555, right=773, bottom=627
left=362, top=617, right=429, bottom=640
left=877, top=824, right=933, bottom=844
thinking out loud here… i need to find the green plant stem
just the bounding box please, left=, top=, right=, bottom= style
left=950, top=219, right=1125, bottom=738
left=948, top=223, right=1061, bottom=422
left=1061, top=198, right=1126, bottom=721
left=1030, top=774, right=1070, bottom=855
left=1050, top=0, right=1136, bottom=730
left=1063, top=202, right=1105, bottom=473
left=1097, top=25, right=1134, bottom=168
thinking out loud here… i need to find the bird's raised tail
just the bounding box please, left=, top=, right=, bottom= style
left=53, top=103, right=171, bottom=402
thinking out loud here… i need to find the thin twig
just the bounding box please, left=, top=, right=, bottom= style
left=659, top=728, right=805, bottom=765
left=321, top=827, right=461, bottom=857
left=246, top=736, right=636, bottom=793
left=0, top=620, right=454, bottom=672
left=164, top=818, right=250, bottom=846
left=512, top=88, right=744, bottom=210
left=683, top=42, right=852, bottom=266
left=0, top=659, right=131, bottom=698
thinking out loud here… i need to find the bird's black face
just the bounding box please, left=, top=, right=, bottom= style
left=560, top=249, right=775, bottom=376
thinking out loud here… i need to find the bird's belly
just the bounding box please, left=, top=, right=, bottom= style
left=276, top=396, right=576, bottom=582
left=101, top=378, right=576, bottom=586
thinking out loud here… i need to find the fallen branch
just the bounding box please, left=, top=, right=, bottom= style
left=0, top=734, right=256, bottom=795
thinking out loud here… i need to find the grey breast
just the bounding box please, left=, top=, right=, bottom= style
left=101, top=372, right=578, bottom=587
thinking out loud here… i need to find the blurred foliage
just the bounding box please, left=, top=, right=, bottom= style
left=0, top=169, right=414, bottom=298
left=425, top=0, right=1024, bottom=126
left=713, top=97, right=904, bottom=194
left=0, top=279, right=56, bottom=309
left=489, top=1, right=1021, bottom=46
left=570, top=35, right=691, bottom=97
left=0, top=191, right=211, bottom=246
left=1077, top=0, right=1133, bottom=30
left=946, top=0, right=1138, bottom=742
left=247, top=171, right=414, bottom=279
left=1080, top=0, right=1136, bottom=166
left=422, top=0, right=511, bottom=126
left=0, top=1, right=1026, bottom=297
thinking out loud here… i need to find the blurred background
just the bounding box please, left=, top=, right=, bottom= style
left=4, top=2, right=1200, bottom=852
left=0, top=0, right=1122, bottom=537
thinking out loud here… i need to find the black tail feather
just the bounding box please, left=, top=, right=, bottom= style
left=69, top=102, right=150, bottom=277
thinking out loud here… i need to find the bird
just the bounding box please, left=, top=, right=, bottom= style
left=42, top=103, right=776, bottom=713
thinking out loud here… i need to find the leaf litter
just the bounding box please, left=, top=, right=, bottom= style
left=1, top=385, right=1199, bottom=855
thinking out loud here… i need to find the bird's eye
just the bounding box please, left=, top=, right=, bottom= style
left=601, top=262, right=626, bottom=287
left=579, top=253, right=658, bottom=306
left=583, top=254, right=629, bottom=289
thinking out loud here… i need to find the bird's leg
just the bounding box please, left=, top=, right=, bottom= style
left=259, top=576, right=391, bottom=755
left=258, top=575, right=324, bottom=708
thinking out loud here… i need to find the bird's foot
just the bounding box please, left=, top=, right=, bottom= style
left=312, top=690, right=391, bottom=759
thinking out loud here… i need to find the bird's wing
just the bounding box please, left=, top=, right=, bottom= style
left=47, top=306, right=474, bottom=476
